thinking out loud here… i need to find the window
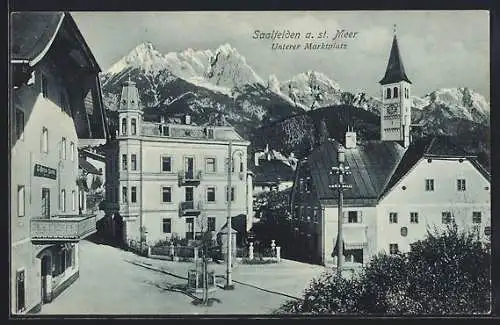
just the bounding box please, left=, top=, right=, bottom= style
left=122, top=154, right=127, bottom=171
left=162, top=187, right=172, bottom=203
left=16, top=109, right=24, bottom=140
left=121, top=118, right=127, bottom=135
left=131, top=118, right=137, bottom=135
left=70, top=142, right=75, bottom=161
left=61, top=137, right=66, bottom=160
left=162, top=156, right=172, bottom=172
left=393, top=87, right=399, bottom=98
left=185, top=187, right=194, bottom=202
left=207, top=187, right=216, bottom=202
left=240, top=160, right=244, bottom=173
left=386, top=88, right=391, bottom=99
left=401, top=227, right=408, bottom=237
left=17, top=186, right=25, bottom=217
left=425, top=179, right=434, bottom=191
left=457, top=179, right=466, bottom=191
left=131, top=186, right=137, bottom=203
left=72, top=190, right=76, bottom=211
left=472, top=211, right=482, bottom=224
left=205, top=158, right=216, bottom=173
left=122, top=186, right=128, bottom=204
left=41, top=127, right=48, bottom=153
left=226, top=186, right=235, bottom=202
left=485, top=226, right=491, bottom=236
left=41, top=74, right=48, bottom=98
left=131, top=154, right=137, bottom=171
left=162, top=218, right=172, bottom=233
left=208, top=217, right=216, bottom=232
left=442, top=211, right=452, bottom=224
left=410, top=212, right=419, bottom=224
left=60, top=189, right=66, bottom=212
left=389, top=243, right=399, bottom=254
left=348, top=211, right=358, bottom=223
left=389, top=212, right=398, bottom=224
left=186, top=218, right=194, bottom=240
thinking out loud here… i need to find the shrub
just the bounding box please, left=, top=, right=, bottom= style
left=241, top=258, right=278, bottom=265
left=275, top=224, right=491, bottom=315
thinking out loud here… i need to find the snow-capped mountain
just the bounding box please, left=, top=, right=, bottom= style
left=415, top=88, right=490, bottom=124
left=104, top=42, right=265, bottom=96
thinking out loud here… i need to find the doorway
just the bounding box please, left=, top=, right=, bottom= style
left=184, top=157, right=194, bottom=178
left=41, top=188, right=50, bottom=218
left=16, top=269, right=25, bottom=313
left=40, top=255, right=51, bottom=303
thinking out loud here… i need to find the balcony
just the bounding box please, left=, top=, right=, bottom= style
left=178, top=170, right=202, bottom=186
left=179, top=201, right=203, bottom=216
left=31, top=214, right=97, bottom=243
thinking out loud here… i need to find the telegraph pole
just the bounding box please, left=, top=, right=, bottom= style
left=329, top=145, right=351, bottom=278
left=225, top=140, right=234, bottom=289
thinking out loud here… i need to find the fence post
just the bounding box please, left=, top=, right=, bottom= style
left=276, top=246, right=281, bottom=262
left=147, top=246, right=151, bottom=257
left=170, top=244, right=175, bottom=261
left=271, top=240, right=276, bottom=257
left=249, top=242, right=254, bottom=260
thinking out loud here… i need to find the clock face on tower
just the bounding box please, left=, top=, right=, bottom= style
left=385, top=103, right=399, bottom=116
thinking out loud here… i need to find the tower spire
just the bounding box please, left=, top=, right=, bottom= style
left=379, top=26, right=411, bottom=85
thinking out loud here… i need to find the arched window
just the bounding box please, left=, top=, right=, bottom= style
left=131, top=118, right=137, bottom=135
left=121, top=118, right=127, bottom=135
left=393, top=87, right=399, bottom=98
left=386, top=88, right=391, bottom=99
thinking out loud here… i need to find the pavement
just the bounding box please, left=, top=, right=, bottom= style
left=39, top=239, right=329, bottom=315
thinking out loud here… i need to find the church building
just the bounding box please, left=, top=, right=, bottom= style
left=288, top=29, right=491, bottom=267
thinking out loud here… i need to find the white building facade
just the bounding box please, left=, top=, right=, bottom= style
left=105, top=80, right=252, bottom=245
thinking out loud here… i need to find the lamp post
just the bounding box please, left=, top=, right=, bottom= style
left=329, top=145, right=351, bottom=278
left=224, top=139, right=244, bottom=290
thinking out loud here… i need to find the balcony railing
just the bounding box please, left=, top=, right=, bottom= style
left=179, top=201, right=203, bottom=216
left=31, top=214, right=97, bottom=243
left=178, top=170, right=203, bottom=185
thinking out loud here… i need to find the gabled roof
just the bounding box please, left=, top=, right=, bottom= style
left=379, top=35, right=412, bottom=85
left=308, top=139, right=405, bottom=201
left=10, top=12, right=101, bottom=71
left=380, top=136, right=490, bottom=199
left=252, top=159, right=295, bottom=185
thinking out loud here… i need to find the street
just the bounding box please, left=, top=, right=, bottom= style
left=39, top=240, right=328, bottom=315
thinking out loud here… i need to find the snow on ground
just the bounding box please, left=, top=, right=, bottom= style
left=39, top=240, right=327, bottom=315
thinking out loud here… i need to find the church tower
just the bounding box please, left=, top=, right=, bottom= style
left=379, top=26, right=412, bottom=148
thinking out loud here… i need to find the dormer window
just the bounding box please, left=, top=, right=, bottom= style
left=393, top=87, right=398, bottom=98
left=386, top=88, right=392, bottom=99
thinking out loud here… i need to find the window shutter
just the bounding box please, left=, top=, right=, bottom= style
left=359, top=210, right=363, bottom=223
left=343, top=211, right=347, bottom=223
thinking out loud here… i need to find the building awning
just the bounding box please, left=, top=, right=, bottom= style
left=79, top=157, right=102, bottom=175
left=342, top=225, right=367, bottom=249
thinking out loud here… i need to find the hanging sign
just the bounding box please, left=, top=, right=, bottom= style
left=34, top=164, right=57, bottom=180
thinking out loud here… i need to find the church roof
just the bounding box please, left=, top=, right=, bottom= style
left=379, top=35, right=412, bottom=85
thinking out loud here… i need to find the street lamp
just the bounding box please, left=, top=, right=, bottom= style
left=329, top=145, right=352, bottom=278
left=224, top=139, right=244, bottom=290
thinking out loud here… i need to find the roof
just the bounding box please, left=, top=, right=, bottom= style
left=308, top=139, right=405, bottom=202
left=252, top=159, right=295, bottom=185
left=380, top=136, right=490, bottom=198
left=79, top=157, right=102, bottom=175
left=10, top=12, right=101, bottom=71
left=379, top=35, right=412, bottom=85
left=10, top=12, right=64, bottom=63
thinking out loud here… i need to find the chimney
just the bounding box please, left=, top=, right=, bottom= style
left=185, top=114, right=191, bottom=125
left=160, top=116, right=165, bottom=124
left=345, top=126, right=357, bottom=149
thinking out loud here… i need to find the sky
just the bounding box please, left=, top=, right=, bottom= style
left=72, top=11, right=490, bottom=100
